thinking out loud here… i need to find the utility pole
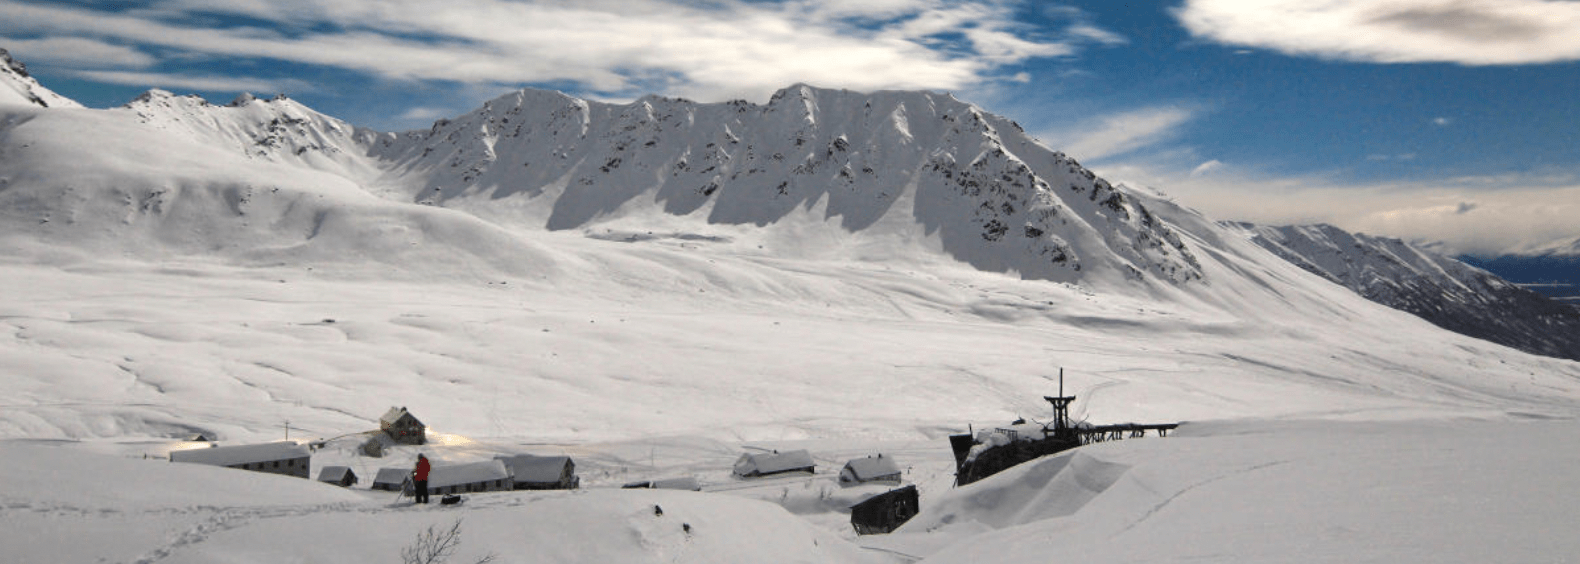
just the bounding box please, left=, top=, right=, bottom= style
left=284, top=419, right=291, bottom=441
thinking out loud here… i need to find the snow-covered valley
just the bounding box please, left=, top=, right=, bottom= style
left=3, top=58, right=1580, bottom=562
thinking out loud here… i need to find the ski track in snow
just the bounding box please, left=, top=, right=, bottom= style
left=128, top=502, right=361, bottom=564
left=1114, top=458, right=1295, bottom=537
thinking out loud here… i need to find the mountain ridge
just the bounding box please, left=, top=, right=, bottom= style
left=0, top=48, right=82, bottom=109
left=1241, top=223, right=1580, bottom=361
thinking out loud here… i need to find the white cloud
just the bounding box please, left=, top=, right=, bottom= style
left=1065, top=23, right=1128, bottom=46
left=396, top=106, right=453, bottom=122
left=1173, top=0, right=1580, bottom=65
left=1190, top=159, right=1224, bottom=177
left=0, top=0, right=1117, bottom=103
left=71, top=70, right=314, bottom=95
left=0, top=36, right=156, bottom=68
left=1051, top=106, right=1198, bottom=162
left=1433, top=117, right=1452, bottom=126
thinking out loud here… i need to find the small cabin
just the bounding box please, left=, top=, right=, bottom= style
left=372, top=467, right=411, bottom=491
left=379, top=406, right=426, bottom=445
left=496, top=454, right=579, bottom=490
left=839, top=454, right=902, bottom=486
left=850, top=485, right=919, bottom=535
left=169, top=441, right=311, bottom=479
left=413, top=459, right=513, bottom=496
left=733, top=450, right=815, bottom=478
left=317, top=466, right=358, bottom=487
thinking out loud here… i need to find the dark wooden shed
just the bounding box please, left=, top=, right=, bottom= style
left=850, top=485, right=919, bottom=535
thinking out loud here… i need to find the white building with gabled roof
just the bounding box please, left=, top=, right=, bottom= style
left=372, top=467, right=411, bottom=491
left=422, top=459, right=512, bottom=495
left=733, top=449, right=815, bottom=478
left=317, top=466, right=358, bottom=487
left=839, top=454, right=902, bottom=486
left=496, top=454, right=579, bottom=490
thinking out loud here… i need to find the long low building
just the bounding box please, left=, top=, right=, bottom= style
left=734, top=450, right=815, bottom=478
left=414, top=459, right=513, bottom=496
left=496, top=454, right=579, bottom=490
left=169, top=441, right=311, bottom=479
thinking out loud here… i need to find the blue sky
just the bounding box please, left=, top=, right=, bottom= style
left=4, top=0, right=1580, bottom=256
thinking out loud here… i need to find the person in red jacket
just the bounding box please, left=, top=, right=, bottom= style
left=413, top=453, right=431, bottom=504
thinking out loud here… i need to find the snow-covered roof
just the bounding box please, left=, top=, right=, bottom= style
left=317, top=466, right=354, bottom=482
left=380, top=406, right=420, bottom=426
left=429, top=459, right=510, bottom=489
left=169, top=441, right=309, bottom=467
left=373, top=467, right=410, bottom=486
left=648, top=477, right=701, bottom=490
left=496, top=454, right=572, bottom=483
left=735, top=450, right=815, bottom=476
left=843, top=455, right=901, bottom=480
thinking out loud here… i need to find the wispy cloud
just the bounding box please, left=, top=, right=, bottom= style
left=1100, top=158, right=1580, bottom=256
left=1189, top=159, right=1225, bottom=177
left=0, top=0, right=1118, bottom=103
left=70, top=70, right=314, bottom=96
left=0, top=36, right=157, bottom=68
left=1049, top=106, right=1198, bottom=162
left=397, top=106, right=454, bottom=122
left=1173, top=0, right=1580, bottom=65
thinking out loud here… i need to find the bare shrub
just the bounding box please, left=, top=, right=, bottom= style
left=400, top=518, right=497, bottom=564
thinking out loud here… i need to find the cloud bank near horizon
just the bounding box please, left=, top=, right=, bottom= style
left=1102, top=159, right=1580, bottom=257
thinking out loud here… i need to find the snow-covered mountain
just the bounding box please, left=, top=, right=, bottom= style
left=5, top=52, right=1580, bottom=563
left=0, top=48, right=81, bottom=109
left=1242, top=223, right=1580, bottom=361
left=92, top=83, right=1202, bottom=288
left=360, top=85, right=1202, bottom=286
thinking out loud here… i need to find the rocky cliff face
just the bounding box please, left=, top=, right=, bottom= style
left=1243, top=223, right=1580, bottom=361
left=356, top=85, right=1202, bottom=285
left=0, top=49, right=82, bottom=109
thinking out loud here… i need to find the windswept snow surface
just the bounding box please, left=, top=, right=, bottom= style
left=898, top=419, right=1580, bottom=564
left=1, top=79, right=1579, bottom=562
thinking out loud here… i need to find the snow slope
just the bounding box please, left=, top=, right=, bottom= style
left=7, top=419, right=1577, bottom=563
left=0, top=443, right=874, bottom=564
left=901, top=419, right=1580, bottom=564
left=1, top=57, right=1578, bottom=562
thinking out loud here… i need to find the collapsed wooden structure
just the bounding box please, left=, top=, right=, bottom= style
left=950, top=371, right=1177, bottom=487
left=850, top=485, right=920, bottom=535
